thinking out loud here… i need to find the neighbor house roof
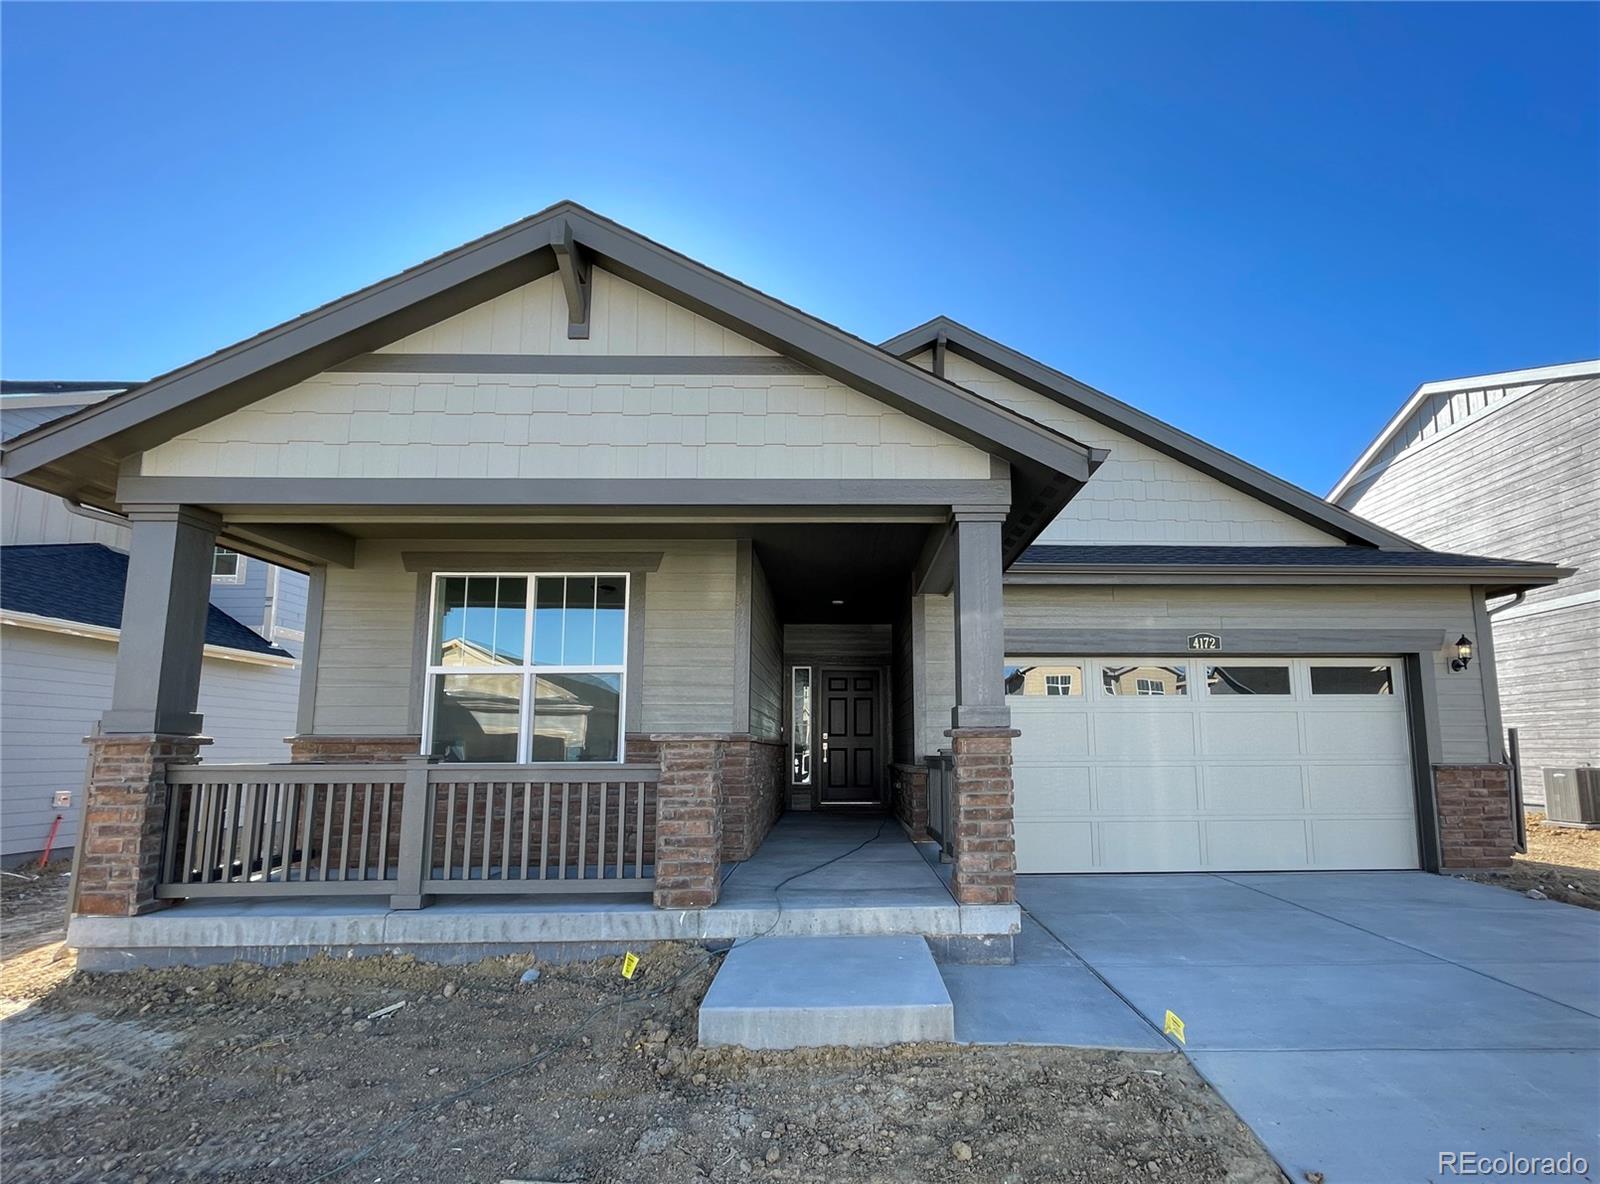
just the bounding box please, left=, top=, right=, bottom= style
left=0, top=543, right=292, bottom=659
left=1010, top=544, right=1571, bottom=596
left=1327, top=358, right=1600, bottom=503
left=0, top=202, right=1099, bottom=563
left=0, top=384, right=132, bottom=444
left=879, top=316, right=1420, bottom=552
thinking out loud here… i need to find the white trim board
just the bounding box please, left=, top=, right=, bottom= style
left=0, top=609, right=298, bottom=668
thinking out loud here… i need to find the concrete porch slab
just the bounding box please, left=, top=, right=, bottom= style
left=698, top=935, right=954, bottom=1049
left=66, top=814, right=1019, bottom=969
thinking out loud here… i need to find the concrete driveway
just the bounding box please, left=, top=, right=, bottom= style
left=1016, top=871, right=1600, bottom=1183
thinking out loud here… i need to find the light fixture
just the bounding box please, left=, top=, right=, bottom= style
left=1450, top=635, right=1473, bottom=672
left=830, top=599, right=845, bottom=606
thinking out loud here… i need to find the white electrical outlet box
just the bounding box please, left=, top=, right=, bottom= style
left=52, top=790, right=72, bottom=809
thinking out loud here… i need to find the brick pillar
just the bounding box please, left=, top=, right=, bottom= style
left=891, top=763, right=931, bottom=841
left=74, top=732, right=206, bottom=917
left=945, top=727, right=1019, bottom=905
left=652, top=736, right=725, bottom=909
left=1436, top=763, right=1517, bottom=870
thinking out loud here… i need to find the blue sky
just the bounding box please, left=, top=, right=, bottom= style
left=3, top=3, right=1595, bottom=493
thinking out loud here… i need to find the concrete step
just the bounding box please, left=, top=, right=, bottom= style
left=698, top=934, right=955, bottom=1049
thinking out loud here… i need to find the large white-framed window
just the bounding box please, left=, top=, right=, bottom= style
left=422, top=572, right=629, bottom=763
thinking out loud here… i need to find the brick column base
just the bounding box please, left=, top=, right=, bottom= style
left=944, top=727, right=1020, bottom=905
left=720, top=738, right=784, bottom=863
left=652, top=736, right=725, bottom=909
left=75, top=732, right=207, bottom=917
left=289, top=735, right=422, bottom=762
left=1436, top=763, right=1517, bottom=870
left=890, top=763, right=931, bottom=841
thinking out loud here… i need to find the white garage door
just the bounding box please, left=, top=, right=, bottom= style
left=1008, top=657, right=1419, bottom=872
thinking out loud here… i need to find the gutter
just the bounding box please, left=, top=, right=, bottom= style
left=0, top=609, right=297, bottom=668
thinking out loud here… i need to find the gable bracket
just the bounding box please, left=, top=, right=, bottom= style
left=552, top=222, right=592, bottom=340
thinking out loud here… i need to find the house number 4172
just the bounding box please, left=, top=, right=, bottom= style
left=1187, top=632, right=1222, bottom=651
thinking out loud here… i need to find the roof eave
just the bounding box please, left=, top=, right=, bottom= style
left=882, top=317, right=1423, bottom=552
left=1005, top=562, right=1573, bottom=596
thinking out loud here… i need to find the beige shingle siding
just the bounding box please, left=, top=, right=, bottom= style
left=918, top=584, right=1492, bottom=765
left=140, top=372, right=990, bottom=482
left=1342, top=376, right=1600, bottom=801
left=916, top=352, right=1338, bottom=545
left=310, top=539, right=741, bottom=739
left=378, top=270, right=780, bottom=357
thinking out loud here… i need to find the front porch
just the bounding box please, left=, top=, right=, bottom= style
left=66, top=812, right=1020, bottom=969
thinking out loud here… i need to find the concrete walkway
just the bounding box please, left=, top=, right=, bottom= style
left=1019, top=871, right=1600, bottom=1183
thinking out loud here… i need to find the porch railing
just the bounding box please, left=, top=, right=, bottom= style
left=157, top=761, right=658, bottom=905
left=925, top=750, right=954, bottom=858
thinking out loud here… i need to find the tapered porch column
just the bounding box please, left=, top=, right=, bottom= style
left=76, top=505, right=219, bottom=916
left=945, top=512, right=1019, bottom=906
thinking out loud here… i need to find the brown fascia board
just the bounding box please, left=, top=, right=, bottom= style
left=2, top=204, right=1097, bottom=520
left=879, top=316, right=1423, bottom=552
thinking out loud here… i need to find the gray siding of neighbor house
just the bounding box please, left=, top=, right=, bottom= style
left=1, top=478, right=127, bottom=549
left=920, top=584, right=1495, bottom=768
left=207, top=557, right=310, bottom=656
left=1340, top=376, right=1600, bottom=803
left=747, top=552, right=783, bottom=741
left=309, top=539, right=740, bottom=738
left=0, top=628, right=297, bottom=859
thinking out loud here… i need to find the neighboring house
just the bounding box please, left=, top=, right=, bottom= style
left=0, top=384, right=307, bottom=862
left=1331, top=362, right=1600, bottom=807
left=0, top=203, right=1568, bottom=945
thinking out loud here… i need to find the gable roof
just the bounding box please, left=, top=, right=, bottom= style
left=1328, top=358, right=1600, bottom=503
left=0, top=203, right=1098, bottom=561
left=879, top=316, right=1420, bottom=551
left=0, top=543, right=292, bottom=658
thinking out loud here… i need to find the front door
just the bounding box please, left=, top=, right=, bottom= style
left=819, top=667, right=882, bottom=805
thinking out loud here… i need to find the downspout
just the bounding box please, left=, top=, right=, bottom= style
left=1487, top=591, right=1526, bottom=616
left=63, top=496, right=129, bottom=530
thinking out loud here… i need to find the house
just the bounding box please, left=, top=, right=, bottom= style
left=0, top=383, right=307, bottom=862
left=1331, top=362, right=1600, bottom=807
left=0, top=203, right=1568, bottom=961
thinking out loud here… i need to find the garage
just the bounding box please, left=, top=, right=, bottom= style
left=1006, top=656, right=1420, bottom=872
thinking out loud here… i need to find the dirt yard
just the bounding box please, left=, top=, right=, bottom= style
left=1459, top=811, right=1600, bottom=910
left=0, top=874, right=1284, bottom=1184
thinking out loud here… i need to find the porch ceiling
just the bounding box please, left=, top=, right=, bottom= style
left=749, top=523, right=929, bottom=624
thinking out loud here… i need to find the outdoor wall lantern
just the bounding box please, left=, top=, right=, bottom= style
left=1450, top=635, right=1474, bottom=672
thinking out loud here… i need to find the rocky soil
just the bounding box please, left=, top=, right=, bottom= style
left=1461, top=811, right=1600, bottom=910
left=1, top=944, right=1284, bottom=1184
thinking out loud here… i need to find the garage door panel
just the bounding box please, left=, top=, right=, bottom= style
left=1312, top=818, right=1418, bottom=869
left=1014, top=764, right=1091, bottom=819
left=1200, top=711, right=1303, bottom=758
left=1303, top=710, right=1407, bottom=757
left=1099, top=820, right=1201, bottom=871
left=1305, top=764, right=1414, bottom=814
left=1010, top=654, right=1419, bottom=874
left=1014, top=821, right=1093, bottom=874
left=1202, top=765, right=1305, bottom=814
left=1095, top=765, right=1198, bottom=814
left=1206, top=819, right=1310, bottom=869
left=1095, top=712, right=1195, bottom=759
left=1010, top=703, right=1090, bottom=759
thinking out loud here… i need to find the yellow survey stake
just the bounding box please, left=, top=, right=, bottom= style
left=621, top=951, right=640, bottom=980
left=1163, top=1009, right=1186, bottom=1043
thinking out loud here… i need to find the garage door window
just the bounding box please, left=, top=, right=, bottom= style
left=1102, top=664, right=1188, bottom=696
left=1206, top=665, right=1291, bottom=696
left=1005, top=662, right=1084, bottom=697
left=1310, top=664, right=1394, bottom=695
